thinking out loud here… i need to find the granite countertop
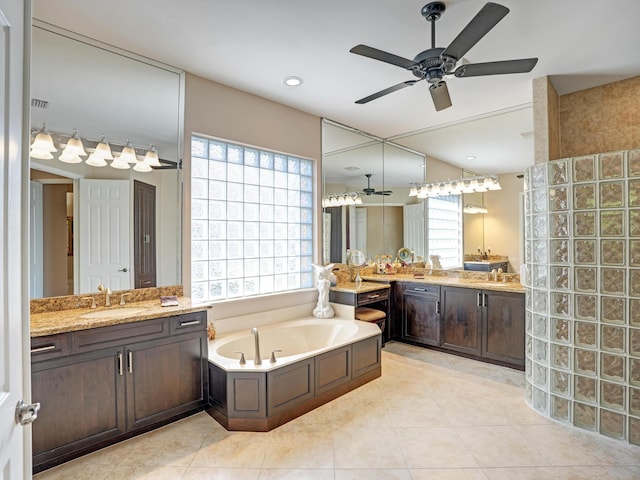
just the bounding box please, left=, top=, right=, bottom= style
left=330, top=281, right=391, bottom=294
left=359, top=273, right=526, bottom=294
left=30, top=297, right=211, bottom=337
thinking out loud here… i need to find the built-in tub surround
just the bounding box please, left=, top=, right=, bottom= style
left=524, top=150, right=640, bottom=446
left=207, top=317, right=382, bottom=431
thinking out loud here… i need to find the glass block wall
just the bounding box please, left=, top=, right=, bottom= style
left=524, top=149, right=640, bottom=445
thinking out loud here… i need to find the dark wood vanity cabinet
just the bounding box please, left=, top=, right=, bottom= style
left=481, top=289, right=525, bottom=368
left=441, top=286, right=524, bottom=368
left=31, top=311, right=208, bottom=473
left=400, top=283, right=441, bottom=346
left=441, top=286, right=482, bottom=356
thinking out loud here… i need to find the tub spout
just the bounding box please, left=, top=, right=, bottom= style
left=251, top=327, right=262, bottom=365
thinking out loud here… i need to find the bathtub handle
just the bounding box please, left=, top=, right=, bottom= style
left=270, top=349, right=283, bottom=363
left=234, top=351, right=246, bottom=365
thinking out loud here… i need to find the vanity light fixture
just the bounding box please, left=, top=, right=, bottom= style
left=463, top=204, right=488, bottom=214
left=85, top=152, right=108, bottom=167
left=283, top=76, right=303, bottom=86
left=322, top=192, right=363, bottom=208
left=65, top=129, right=87, bottom=157
left=409, top=174, right=501, bottom=198
left=143, top=145, right=161, bottom=167
left=133, top=159, right=153, bottom=172
left=119, top=140, right=138, bottom=164
left=29, top=123, right=57, bottom=159
left=94, top=135, right=114, bottom=160
left=29, top=128, right=164, bottom=173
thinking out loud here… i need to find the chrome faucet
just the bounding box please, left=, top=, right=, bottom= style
left=97, top=283, right=112, bottom=306
left=251, top=327, right=262, bottom=365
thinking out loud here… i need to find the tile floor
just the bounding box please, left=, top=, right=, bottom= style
left=34, top=342, right=640, bottom=480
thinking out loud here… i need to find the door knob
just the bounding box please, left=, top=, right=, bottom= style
left=15, top=399, right=40, bottom=426
left=118, top=268, right=128, bottom=272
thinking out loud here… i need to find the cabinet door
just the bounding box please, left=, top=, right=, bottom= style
left=482, top=290, right=525, bottom=368
left=441, top=286, right=482, bottom=356
left=125, top=331, right=207, bottom=430
left=401, top=285, right=440, bottom=346
left=32, top=346, right=125, bottom=467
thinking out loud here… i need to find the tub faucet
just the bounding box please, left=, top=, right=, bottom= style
left=251, top=327, right=262, bottom=365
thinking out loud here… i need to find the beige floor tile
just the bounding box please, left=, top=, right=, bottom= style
left=395, top=426, right=478, bottom=469
left=104, top=465, right=187, bottom=479
left=182, top=467, right=261, bottom=479
left=384, top=396, right=451, bottom=427
left=410, top=468, right=489, bottom=480
left=512, top=424, right=640, bottom=467
left=258, top=469, right=334, bottom=479
left=261, top=431, right=334, bottom=469
left=33, top=463, right=114, bottom=480
left=335, top=468, right=412, bottom=479
left=456, top=425, right=550, bottom=468
left=483, top=465, right=640, bottom=480
left=190, top=431, right=271, bottom=468
left=332, top=426, right=406, bottom=469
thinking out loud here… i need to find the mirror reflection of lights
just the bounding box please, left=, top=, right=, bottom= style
left=409, top=174, right=501, bottom=198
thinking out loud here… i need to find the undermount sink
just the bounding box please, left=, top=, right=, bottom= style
left=80, top=307, right=147, bottom=319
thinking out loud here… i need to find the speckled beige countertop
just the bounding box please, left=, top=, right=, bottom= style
left=329, top=273, right=524, bottom=294
left=30, top=296, right=211, bottom=337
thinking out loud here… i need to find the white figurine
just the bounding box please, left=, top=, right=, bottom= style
left=312, top=263, right=335, bottom=318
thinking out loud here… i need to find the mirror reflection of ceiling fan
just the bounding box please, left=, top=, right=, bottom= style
left=350, top=1, right=538, bottom=111
left=360, top=173, right=393, bottom=196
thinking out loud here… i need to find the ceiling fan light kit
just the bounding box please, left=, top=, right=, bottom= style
left=350, top=1, right=538, bottom=110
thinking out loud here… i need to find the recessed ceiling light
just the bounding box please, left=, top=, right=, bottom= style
left=283, top=76, right=303, bottom=86
left=344, top=166, right=360, bottom=171
left=466, top=156, right=476, bottom=161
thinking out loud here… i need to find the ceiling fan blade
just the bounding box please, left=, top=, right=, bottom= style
left=355, top=80, right=418, bottom=104
left=429, top=81, right=452, bottom=111
left=441, top=2, right=509, bottom=61
left=454, top=58, right=538, bottom=77
left=350, top=44, right=417, bottom=70
left=373, top=190, right=393, bottom=195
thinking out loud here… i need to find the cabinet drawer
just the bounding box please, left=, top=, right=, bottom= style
left=30, top=334, right=71, bottom=362
left=169, top=311, right=207, bottom=334
left=356, top=289, right=389, bottom=306
left=71, top=317, right=168, bottom=353
left=402, top=283, right=440, bottom=297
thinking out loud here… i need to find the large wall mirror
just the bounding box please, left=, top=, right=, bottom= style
left=322, top=120, right=426, bottom=265
left=29, top=21, right=184, bottom=299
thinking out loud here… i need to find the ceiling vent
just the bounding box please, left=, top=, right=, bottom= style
left=31, top=98, right=49, bottom=109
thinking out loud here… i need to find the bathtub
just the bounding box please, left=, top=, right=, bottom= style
left=209, top=317, right=380, bottom=371
left=207, top=317, right=382, bottom=431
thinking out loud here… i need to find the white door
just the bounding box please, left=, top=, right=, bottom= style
left=0, top=0, right=30, bottom=476
left=78, top=179, right=131, bottom=293
left=29, top=181, right=43, bottom=298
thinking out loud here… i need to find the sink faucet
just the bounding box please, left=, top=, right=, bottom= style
left=251, top=327, right=262, bottom=365
left=491, top=268, right=498, bottom=282
left=97, top=283, right=112, bottom=306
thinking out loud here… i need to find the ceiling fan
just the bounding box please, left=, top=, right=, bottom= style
left=350, top=1, right=538, bottom=111
left=360, top=173, right=393, bottom=196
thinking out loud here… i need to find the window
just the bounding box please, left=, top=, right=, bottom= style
left=190, top=136, right=314, bottom=302
left=427, top=195, right=462, bottom=269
